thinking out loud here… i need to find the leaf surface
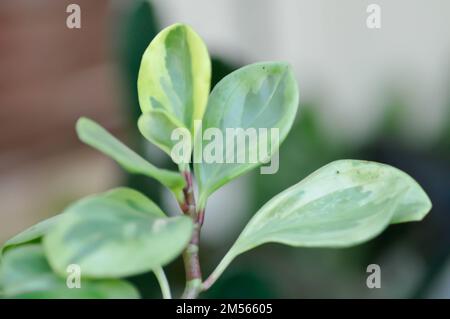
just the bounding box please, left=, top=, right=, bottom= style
left=207, top=160, right=431, bottom=285
left=0, top=245, right=139, bottom=298
left=138, top=23, right=211, bottom=134
left=44, top=189, right=193, bottom=277
left=76, top=117, right=185, bottom=198
left=195, top=62, right=299, bottom=203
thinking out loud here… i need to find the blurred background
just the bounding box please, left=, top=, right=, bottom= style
left=0, top=0, right=449, bottom=298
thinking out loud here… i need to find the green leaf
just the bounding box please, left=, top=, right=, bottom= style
left=205, top=160, right=431, bottom=288
left=1, top=187, right=164, bottom=256
left=1, top=215, right=62, bottom=255
left=194, top=62, right=299, bottom=205
left=138, top=109, right=191, bottom=169
left=43, top=190, right=193, bottom=278
left=100, top=187, right=166, bottom=217
left=2, top=188, right=172, bottom=298
left=137, top=23, right=211, bottom=134
left=76, top=117, right=185, bottom=200
left=389, top=179, right=433, bottom=224
left=0, top=244, right=139, bottom=299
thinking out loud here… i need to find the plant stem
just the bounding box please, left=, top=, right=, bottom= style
left=181, top=223, right=202, bottom=298
left=179, top=169, right=203, bottom=299
left=180, top=170, right=196, bottom=216
left=153, top=267, right=172, bottom=299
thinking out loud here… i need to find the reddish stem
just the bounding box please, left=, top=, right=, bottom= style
left=179, top=170, right=203, bottom=299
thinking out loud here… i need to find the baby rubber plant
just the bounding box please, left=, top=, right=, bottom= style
left=0, top=24, right=431, bottom=299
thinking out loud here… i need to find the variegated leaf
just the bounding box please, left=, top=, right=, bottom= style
left=0, top=244, right=139, bottom=298
left=194, top=62, right=299, bottom=206
left=76, top=117, right=185, bottom=200
left=205, top=160, right=431, bottom=287
left=138, top=23, right=211, bottom=134
left=43, top=189, right=193, bottom=278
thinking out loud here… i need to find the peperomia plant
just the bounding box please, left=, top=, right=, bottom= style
left=0, top=23, right=431, bottom=299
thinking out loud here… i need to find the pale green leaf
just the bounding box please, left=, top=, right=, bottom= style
left=43, top=191, right=193, bottom=278
left=137, top=23, right=211, bottom=134
left=0, top=245, right=139, bottom=299
left=205, top=160, right=431, bottom=287
left=100, top=187, right=166, bottom=217
left=138, top=109, right=190, bottom=167
left=194, top=62, right=299, bottom=205
left=389, top=178, right=433, bottom=224
left=76, top=117, right=185, bottom=200
left=2, top=188, right=172, bottom=297
left=1, top=188, right=164, bottom=256
left=1, top=215, right=62, bottom=255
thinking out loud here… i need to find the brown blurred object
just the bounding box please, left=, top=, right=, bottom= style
left=0, top=0, right=126, bottom=240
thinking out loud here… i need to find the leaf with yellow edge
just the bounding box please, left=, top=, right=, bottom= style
left=203, top=160, right=432, bottom=289
left=138, top=23, right=211, bottom=135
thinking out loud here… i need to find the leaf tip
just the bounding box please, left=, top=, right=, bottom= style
left=75, top=117, right=94, bottom=138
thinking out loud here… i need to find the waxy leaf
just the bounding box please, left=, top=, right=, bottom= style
left=207, top=160, right=431, bottom=285
left=1, top=187, right=164, bottom=255
left=100, top=187, right=166, bottom=217
left=1, top=214, right=62, bottom=255
left=1, top=188, right=169, bottom=298
left=76, top=117, right=185, bottom=199
left=0, top=245, right=139, bottom=298
left=194, top=62, right=299, bottom=205
left=138, top=23, right=211, bottom=134
left=138, top=109, right=190, bottom=166
left=389, top=179, right=433, bottom=224
left=43, top=189, right=193, bottom=278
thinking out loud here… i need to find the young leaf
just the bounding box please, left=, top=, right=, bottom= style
left=204, top=160, right=431, bottom=289
left=76, top=117, right=185, bottom=199
left=0, top=245, right=139, bottom=298
left=138, top=109, right=191, bottom=168
left=194, top=62, right=299, bottom=205
left=43, top=190, right=193, bottom=278
left=137, top=23, right=211, bottom=134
